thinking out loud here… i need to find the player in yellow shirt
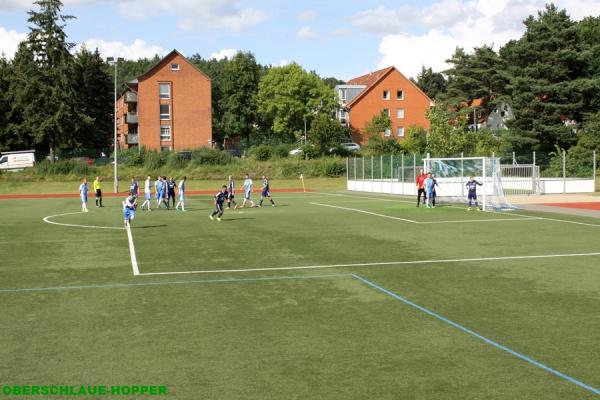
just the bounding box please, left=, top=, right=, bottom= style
left=93, top=176, right=103, bottom=207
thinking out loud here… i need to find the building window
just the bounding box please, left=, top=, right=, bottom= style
left=339, top=89, right=346, bottom=102
left=397, top=90, right=404, bottom=100
left=160, top=126, right=171, bottom=141
left=161, top=146, right=171, bottom=152
left=383, top=108, right=390, bottom=117
left=160, top=104, right=170, bottom=120
left=396, top=108, right=405, bottom=118
left=397, top=127, right=405, bottom=137
left=383, top=90, right=390, bottom=100
left=384, top=128, right=391, bottom=137
left=171, top=63, right=180, bottom=71
left=159, top=83, right=170, bottom=99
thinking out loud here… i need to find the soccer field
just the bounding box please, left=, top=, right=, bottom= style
left=1, top=191, right=600, bottom=399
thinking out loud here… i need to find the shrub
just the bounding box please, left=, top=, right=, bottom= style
left=251, top=145, right=273, bottom=161
left=36, top=159, right=92, bottom=176
left=166, top=152, right=188, bottom=170
left=300, top=144, right=319, bottom=159
left=143, top=150, right=166, bottom=170
left=273, top=144, right=291, bottom=158
left=192, top=148, right=232, bottom=165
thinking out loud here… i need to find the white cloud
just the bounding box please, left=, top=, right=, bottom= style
left=210, top=48, right=237, bottom=60
left=0, top=27, right=26, bottom=59
left=117, top=0, right=267, bottom=32
left=297, top=26, right=317, bottom=40
left=78, top=38, right=166, bottom=60
left=352, top=0, right=600, bottom=78
left=298, top=10, right=317, bottom=22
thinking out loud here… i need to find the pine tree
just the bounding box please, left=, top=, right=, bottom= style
left=74, top=47, right=113, bottom=150
left=0, top=56, right=10, bottom=150
left=411, top=66, right=447, bottom=100
left=9, top=0, right=91, bottom=160
left=501, top=4, right=585, bottom=152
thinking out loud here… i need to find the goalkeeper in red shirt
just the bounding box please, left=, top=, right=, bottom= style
left=415, top=169, right=427, bottom=207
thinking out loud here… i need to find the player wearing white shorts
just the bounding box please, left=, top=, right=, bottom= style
left=79, top=178, right=89, bottom=213
left=140, top=175, right=152, bottom=211
left=123, top=194, right=137, bottom=226
left=240, top=174, right=255, bottom=208
left=175, top=176, right=186, bottom=211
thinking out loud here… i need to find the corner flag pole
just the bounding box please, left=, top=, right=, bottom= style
left=300, top=174, right=306, bottom=193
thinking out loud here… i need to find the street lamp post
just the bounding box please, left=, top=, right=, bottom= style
left=107, top=56, right=124, bottom=193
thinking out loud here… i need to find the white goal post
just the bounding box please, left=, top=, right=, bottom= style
left=423, top=156, right=516, bottom=211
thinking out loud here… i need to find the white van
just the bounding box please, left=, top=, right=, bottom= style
left=0, top=150, right=36, bottom=170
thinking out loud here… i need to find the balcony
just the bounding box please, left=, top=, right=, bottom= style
left=126, top=134, right=139, bottom=144
left=125, top=112, right=138, bottom=124
left=124, top=91, right=138, bottom=103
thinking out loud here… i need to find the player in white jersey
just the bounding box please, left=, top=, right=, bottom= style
left=239, top=174, right=255, bottom=208
left=175, top=176, right=187, bottom=211
left=140, top=175, right=152, bottom=211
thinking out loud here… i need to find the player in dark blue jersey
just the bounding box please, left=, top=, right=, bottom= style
left=226, top=175, right=237, bottom=209
left=130, top=176, right=139, bottom=199
left=209, top=185, right=228, bottom=221
left=466, top=176, right=483, bottom=211
left=258, top=175, right=276, bottom=207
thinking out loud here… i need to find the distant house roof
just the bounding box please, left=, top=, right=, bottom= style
left=345, top=66, right=431, bottom=108
left=136, top=49, right=211, bottom=82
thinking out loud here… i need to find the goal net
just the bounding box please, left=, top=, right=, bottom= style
left=423, top=156, right=517, bottom=211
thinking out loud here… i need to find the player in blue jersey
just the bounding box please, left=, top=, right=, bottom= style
left=424, top=172, right=435, bottom=208
left=209, top=185, right=228, bottom=221
left=226, top=175, right=237, bottom=209
left=123, top=193, right=137, bottom=227
left=466, top=176, right=483, bottom=211
left=130, top=176, right=139, bottom=198
left=155, top=176, right=164, bottom=208
left=161, top=176, right=170, bottom=209
left=240, top=174, right=255, bottom=208
left=258, top=175, right=276, bottom=207
left=79, top=178, right=89, bottom=212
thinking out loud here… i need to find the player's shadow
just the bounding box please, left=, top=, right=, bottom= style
left=221, top=217, right=255, bottom=222
left=133, top=224, right=168, bottom=229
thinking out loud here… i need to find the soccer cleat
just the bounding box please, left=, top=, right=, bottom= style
left=217, top=217, right=221, bottom=221
left=476, top=207, right=481, bottom=211
left=209, top=215, right=214, bottom=220
left=467, top=207, right=472, bottom=211
left=272, top=204, right=276, bottom=207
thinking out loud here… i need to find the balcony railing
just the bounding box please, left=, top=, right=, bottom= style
left=125, top=112, right=138, bottom=124
left=126, top=134, right=139, bottom=144
left=124, top=92, right=138, bottom=103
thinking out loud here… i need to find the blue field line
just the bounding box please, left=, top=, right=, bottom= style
left=0, top=273, right=351, bottom=294
left=351, top=274, right=600, bottom=397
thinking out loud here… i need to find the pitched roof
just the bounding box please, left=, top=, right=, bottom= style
left=347, top=66, right=395, bottom=87
left=345, top=66, right=432, bottom=108
left=137, top=49, right=211, bottom=82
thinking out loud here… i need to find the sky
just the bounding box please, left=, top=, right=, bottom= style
left=1, top=0, right=600, bottom=81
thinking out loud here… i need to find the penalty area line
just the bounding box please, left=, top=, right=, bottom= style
left=309, top=202, right=418, bottom=223
left=136, top=251, right=600, bottom=276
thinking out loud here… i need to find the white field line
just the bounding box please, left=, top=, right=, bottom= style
left=126, top=222, right=140, bottom=276
left=310, top=201, right=537, bottom=225
left=309, top=202, right=418, bottom=223
left=137, top=251, right=600, bottom=276
left=43, top=212, right=125, bottom=230
left=320, top=192, right=600, bottom=227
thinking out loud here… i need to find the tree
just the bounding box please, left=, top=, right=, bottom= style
left=257, top=63, right=337, bottom=142
left=411, top=66, right=447, bottom=100
left=0, top=56, right=11, bottom=150
left=501, top=4, right=586, bottom=152
left=425, top=105, right=468, bottom=157
left=220, top=52, right=261, bottom=147
left=9, top=0, right=91, bottom=160
left=309, top=111, right=351, bottom=154
left=364, top=110, right=392, bottom=137
left=73, top=47, right=113, bottom=151
left=401, top=126, right=428, bottom=155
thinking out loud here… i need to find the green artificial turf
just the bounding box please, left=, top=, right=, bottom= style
left=1, top=192, right=600, bottom=399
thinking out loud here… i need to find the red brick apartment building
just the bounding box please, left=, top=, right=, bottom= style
left=117, top=50, right=212, bottom=151
left=335, top=67, right=432, bottom=145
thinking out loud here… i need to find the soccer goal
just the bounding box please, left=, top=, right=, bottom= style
left=423, top=156, right=516, bottom=211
